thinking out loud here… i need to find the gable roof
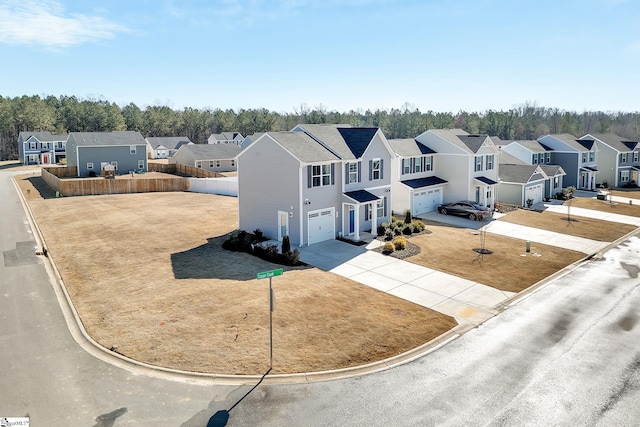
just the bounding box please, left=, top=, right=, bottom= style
left=179, top=143, right=242, bottom=160
left=583, top=133, right=640, bottom=152
left=210, top=132, right=243, bottom=141
left=293, top=124, right=356, bottom=159
left=337, top=127, right=379, bottom=158
left=146, top=136, right=192, bottom=150
left=514, top=140, right=551, bottom=153
left=499, top=164, right=547, bottom=184
left=266, top=132, right=340, bottom=163
left=20, top=131, right=67, bottom=142
left=428, top=129, right=492, bottom=154
left=540, top=165, right=566, bottom=177
left=388, top=138, right=436, bottom=157
left=69, top=131, right=146, bottom=146
left=540, top=133, right=587, bottom=152
left=498, top=150, right=527, bottom=165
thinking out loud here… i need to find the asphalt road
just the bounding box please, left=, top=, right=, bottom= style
left=2, top=166, right=640, bottom=426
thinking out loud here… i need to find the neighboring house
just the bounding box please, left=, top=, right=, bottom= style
left=207, top=132, right=244, bottom=145
left=497, top=139, right=556, bottom=166
left=497, top=150, right=566, bottom=206
left=146, top=136, right=193, bottom=159
left=579, top=133, right=640, bottom=188
left=240, top=132, right=264, bottom=151
left=66, top=131, right=148, bottom=177
left=388, top=138, right=447, bottom=216
left=413, top=129, right=500, bottom=209
left=18, top=131, right=67, bottom=165
left=537, top=134, right=598, bottom=190
left=170, top=144, right=242, bottom=173
left=237, top=124, right=394, bottom=246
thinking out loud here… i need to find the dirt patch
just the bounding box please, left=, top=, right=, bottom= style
left=497, top=208, right=637, bottom=241
left=402, top=221, right=585, bottom=293
left=15, top=175, right=456, bottom=375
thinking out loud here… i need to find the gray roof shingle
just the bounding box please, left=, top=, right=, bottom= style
left=146, top=136, right=192, bottom=150
left=180, top=144, right=242, bottom=160
left=388, top=138, right=436, bottom=157
left=267, top=132, right=340, bottom=163
left=69, top=131, right=146, bottom=146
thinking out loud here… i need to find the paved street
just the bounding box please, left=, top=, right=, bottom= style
left=2, top=166, right=640, bottom=426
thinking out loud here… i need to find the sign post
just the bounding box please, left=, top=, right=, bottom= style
left=256, top=268, right=282, bottom=369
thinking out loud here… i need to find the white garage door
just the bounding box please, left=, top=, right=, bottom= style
left=525, top=184, right=543, bottom=205
left=413, top=188, right=443, bottom=215
left=308, top=208, right=335, bottom=245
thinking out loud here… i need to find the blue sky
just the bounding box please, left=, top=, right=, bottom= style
left=0, top=0, right=638, bottom=113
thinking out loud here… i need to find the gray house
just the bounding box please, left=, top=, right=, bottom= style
left=207, top=132, right=244, bottom=145
left=579, top=133, right=640, bottom=188
left=238, top=124, right=394, bottom=246
left=18, top=131, right=67, bottom=165
left=537, top=134, right=598, bottom=190
left=66, top=131, right=148, bottom=177
left=170, top=144, right=242, bottom=173
left=146, top=136, right=193, bottom=159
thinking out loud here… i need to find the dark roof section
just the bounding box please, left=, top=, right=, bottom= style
left=538, top=142, right=553, bottom=151
left=475, top=176, right=499, bottom=185
left=388, top=138, right=436, bottom=157
left=582, top=166, right=598, bottom=172
left=457, top=134, right=489, bottom=153
left=401, top=176, right=448, bottom=189
left=577, top=139, right=595, bottom=150
left=337, top=127, right=379, bottom=158
left=344, top=190, right=380, bottom=203
left=622, top=141, right=639, bottom=150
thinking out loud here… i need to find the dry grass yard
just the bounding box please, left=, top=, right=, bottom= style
left=568, top=193, right=640, bottom=217
left=403, top=221, right=586, bottom=293
left=497, top=209, right=638, bottom=241
left=15, top=173, right=456, bottom=375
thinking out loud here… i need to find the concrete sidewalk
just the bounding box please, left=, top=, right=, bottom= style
left=298, top=240, right=515, bottom=326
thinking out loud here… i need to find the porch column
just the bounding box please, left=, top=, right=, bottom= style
left=370, top=201, right=378, bottom=235
left=354, top=204, right=360, bottom=241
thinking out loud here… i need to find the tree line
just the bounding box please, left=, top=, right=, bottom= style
left=1, top=95, right=639, bottom=161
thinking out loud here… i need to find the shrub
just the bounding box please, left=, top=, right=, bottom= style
left=384, top=230, right=394, bottom=241
left=377, top=223, right=387, bottom=236
left=402, top=225, right=412, bottom=235
left=412, top=220, right=425, bottom=232
left=404, top=209, right=412, bottom=224
left=393, top=236, right=407, bottom=250
left=394, top=226, right=403, bottom=236
left=283, top=248, right=300, bottom=265
left=391, top=216, right=398, bottom=223
left=281, top=235, right=291, bottom=254
left=563, top=186, right=576, bottom=199
left=382, top=242, right=395, bottom=254
left=253, top=229, right=264, bottom=240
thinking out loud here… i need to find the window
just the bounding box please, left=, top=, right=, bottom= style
left=87, top=162, right=94, bottom=170
left=138, top=160, right=144, bottom=169
left=312, top=164, right=332, bottom=187
left=216, top=160, right=221, bottom=168
left=554, top=176, right=559, bottom=189
left=377, top=198, right=385, bottom=218
left=196, top=161, right=202, bottom=168
left=110, top=161, right=118, bottom=170
left=414, top=157, right=422, bottom=173
left=365, top=199, right=385, bottom=221
left=348, top=162, right=358, bottom=183
left=532, top=154, right=538, bottom=164
left=621, top=153, right=628, bottom=163
left=486, top=154, right=494, bottom=170
left=620, top=170, right=630, bottom=182
left=231, top=159, right=235, bottom=167
left=130, top=146, right=136, bottom=154
left=582, top=153, right=587, bottom=163
left=634, top=151, right=639, bottom=163
left=371, top=159, right=381, bottom=180
left=589, top=151, right=595, bottom=162
left=539, top=153, right=545, bottom=164
left=425, top=156, right=433, bottom=171
left=546, top=153, right=551, bottom=163
left=403, top=159, right=410, bottom=175
left=29, top=142, right=36, bottom=149
left=475, top=156, right=483, bottom=171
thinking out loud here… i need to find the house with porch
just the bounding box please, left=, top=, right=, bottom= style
left=66, top=131, right=148, bottom=177
left=18, top=131, right=67, bottom=165
left=237, top=124, right=393, bottom=246
left=578, top=133, right=640, bottom=188
left=537, top=134, right=598, bottom=190
left=412, top=129, right=500, bottom=210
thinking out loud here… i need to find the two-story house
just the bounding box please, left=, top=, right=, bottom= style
left=237, top=124, right=393, bottom=246
left=413, top=129, right=499, bottom=209
left=146, top=136, right=193, bottom=159
left=388, top=138, right=446, bottom=216
left=66, top=131, right=148, bottom=177
left=579, top=133, right=640, bottom=188
left=537, top=134, right=598, bottom=190
left=18, top=131, right=67, bottom=165
left=208, top=132, right=244, bottom=145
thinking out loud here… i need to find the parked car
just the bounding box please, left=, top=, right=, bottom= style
left=437, top=201, right=491, bottom=221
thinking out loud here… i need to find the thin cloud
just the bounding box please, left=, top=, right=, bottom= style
left=0, top=0, right=128, bottom=48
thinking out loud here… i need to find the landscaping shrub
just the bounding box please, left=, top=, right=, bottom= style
left=382, top=242, right=395, bottom=254
left=384, top=230, right=394, bottom=241
left=411, top=220, right=425, bottom=232
left=283, top=248, right=300, bottom=265
left=377, top=222, right=388, bottom=236
left=391, top=216, right=398, bottom=223
left=281, top=235, right=291, bottom=254
left=404, top=209, right=412, bottom=224
left=393, top=236, right=407, bottom=250
left=253, top=229, right=263, bottom=240
left=402, top=225, right=412, bottom=235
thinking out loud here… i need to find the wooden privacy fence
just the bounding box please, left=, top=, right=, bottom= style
left=42, top=167, right=189, bottom=196
left=148, top=163, right=222, bottom=178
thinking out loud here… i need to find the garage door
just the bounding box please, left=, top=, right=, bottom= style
left=525, top=184, right=543, bottom=205
left=413, top=188, right=442, bottom=215
left=308, top=208, right=335, bottom=245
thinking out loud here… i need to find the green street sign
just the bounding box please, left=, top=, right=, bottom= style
left=256, top=268, right=283, bottom=280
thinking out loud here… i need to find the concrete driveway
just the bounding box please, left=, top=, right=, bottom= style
left=299, top=240, right=515, bottom=326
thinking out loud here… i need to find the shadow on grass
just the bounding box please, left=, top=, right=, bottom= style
left=171, top=234, right=310, bottom=281
left=23, top=176, right=58, bottom=199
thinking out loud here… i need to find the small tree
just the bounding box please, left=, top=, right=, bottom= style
left=281, top=235, right=291, bottom=254
left=404, top=209, right=412, bottom=224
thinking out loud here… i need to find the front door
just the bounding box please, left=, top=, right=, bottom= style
left=278, top=211, right=288, bottom=241
left=349, top=206, right=355, bottom=234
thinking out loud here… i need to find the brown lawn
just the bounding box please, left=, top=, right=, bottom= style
left=567, top=195, right=640, bottom=217
left=15, top=173, right=456, bottom=375
left=403, top=221, right=586, bottom=293
left=497, top=209, right=637, bottom=242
